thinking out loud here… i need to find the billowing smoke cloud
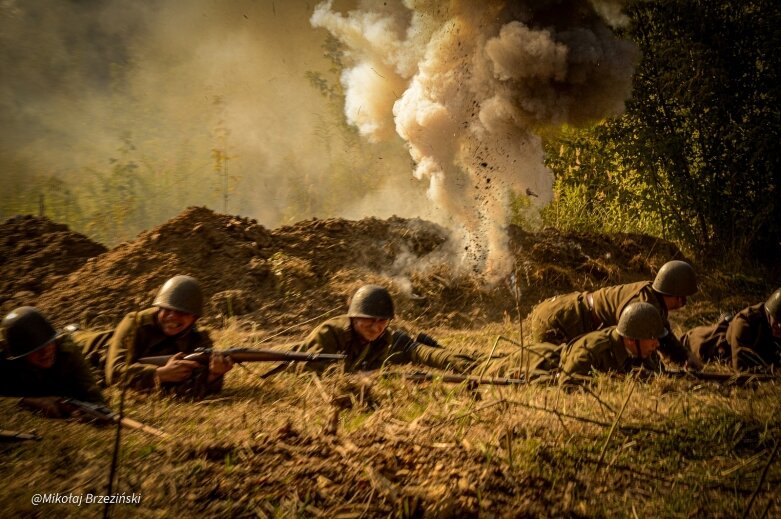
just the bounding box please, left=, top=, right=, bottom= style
left=0, top=0, right=428, bottom=241
left=1, top=0, right=637, bottom=282
left=312, top=0, right=637, bottom=280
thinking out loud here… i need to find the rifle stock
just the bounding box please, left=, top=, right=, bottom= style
left=137, top=348, right=346, bottom=367
left=0, top=429, right=42, bottom=442
left=61, top=398, right=169, bottom=438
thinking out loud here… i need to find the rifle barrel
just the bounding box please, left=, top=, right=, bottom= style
left=138, top=348, right=346, bottom=366
left=665, top=370, right=775, bottom=385
left=221, top=349, right=346, bottom=363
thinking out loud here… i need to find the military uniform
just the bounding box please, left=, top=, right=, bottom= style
left=529, top=281, right=689, bottom=364
left=97, top=307, right=219, bottom=394
left=558, top=327, right=662, bottom=386
left=528, top=292, right=592, bottom=344
left=299, top=315, right=475, bottom=373
left=680, top=318, right=731, bottom=364
left=0, top=335, right=104, bottom=403
left=72, top=329, right=113, bottom=385
left=727, top=304, right=781, bottom=370
left=476, top=341, right=562, bottom=380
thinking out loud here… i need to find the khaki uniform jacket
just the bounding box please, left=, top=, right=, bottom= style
left=477, top=341, right=562, bottom=380
left=727, top=304, right=780, bottom=370
left=104, top=307, right=217, bottom=392
left=0, top=336, right=105, bottom=403
left=558, top=327, right=662, bottom=386
left=530, top=281, right=689, bottom=364
left=680, top=320, right=731, bottom=364
left=299, top=315, right=474, bottom=373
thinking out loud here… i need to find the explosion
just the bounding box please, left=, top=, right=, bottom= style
left=311, top=0, right=637, bottom=281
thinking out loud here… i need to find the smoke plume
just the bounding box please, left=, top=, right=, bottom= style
left=0, top=0, right=428, bottom=241
left=311, top=0, right=637, bottom=280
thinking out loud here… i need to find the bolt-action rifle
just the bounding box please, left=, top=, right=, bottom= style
left=0, top=429, right=42, bottom=442
left=663, top=369, right=776, bottom=386
left=60, top=398, right=169, bottom=438
left=395, top=367, right=776, bottom=387
left=137, top=347, right=346, bottom=366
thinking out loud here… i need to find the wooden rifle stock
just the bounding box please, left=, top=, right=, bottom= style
left=0, top=429, right=42, bottom=442
left=61, top=398, right=169, bottom=438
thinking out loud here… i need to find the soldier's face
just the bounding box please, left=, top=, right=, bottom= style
left=26, top=342, right=56, bottom=369
left=157, top=308, right=197, bottom=336
left=769, top=315, right=781, bottom=338
left=625, top=338, right=660, bottom=359
left=353, top=317, right=390, bottom=342
left=664, top=295, right=686, bottom=311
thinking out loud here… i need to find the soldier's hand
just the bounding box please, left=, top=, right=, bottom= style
left=684, top=351, right=704, bottom=372
left=19, top=397, right=71, bottom=419
left=208, top=352, right=234, bottom=380
left=156, top=353, right=201, bottom=383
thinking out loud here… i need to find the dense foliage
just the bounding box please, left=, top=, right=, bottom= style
left=544, top=0, right=780, bottom=267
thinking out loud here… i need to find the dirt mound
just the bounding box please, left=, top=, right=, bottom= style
left=33, top=207, right=450, bottom=330
left=30, top=206, right=690, bottom=336
left=0, top=215, right=107, bottom=314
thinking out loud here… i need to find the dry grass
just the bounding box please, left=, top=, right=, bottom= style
left=2, top=323, right=780, bottom=518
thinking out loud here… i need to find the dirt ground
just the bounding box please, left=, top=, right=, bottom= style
left=1, top=209, right=780, bottom=518
left=6, top=206, right=770, bottom=342
left=1, top=352, right=779, bottom=518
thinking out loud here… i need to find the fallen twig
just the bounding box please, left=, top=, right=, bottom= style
left=502, top=399, right=664, bottom=434
left=476, top=336, right=502, bottom=381
left=426, top=399, right=508, bottom=431
left=594, top=375, right=637, bottom=475
left=581, top=386, right=617, bottom=416
left=741, top=441, right=779, bottom=519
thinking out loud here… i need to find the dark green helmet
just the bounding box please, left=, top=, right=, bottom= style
left=2, top=307, right=57, bottom=360
left=153, top=275, right=203, bottom=316
left=765, top=288, right=781, bottom=321
left=617, top=302, right=668, bottom=340
left=652, top=260, right=698, bottom=297
left=348, top=285, right=394, bottom=320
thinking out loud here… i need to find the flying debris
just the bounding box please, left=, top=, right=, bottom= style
left=311, top=0, right=637, bottom=281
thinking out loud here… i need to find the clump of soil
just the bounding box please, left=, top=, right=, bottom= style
left=27, top=206, right=697, bottom=337
left=0, top=215, right=107, bottom=314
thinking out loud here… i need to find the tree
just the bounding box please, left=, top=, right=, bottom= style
left=544, top=0, right=780, bottom=267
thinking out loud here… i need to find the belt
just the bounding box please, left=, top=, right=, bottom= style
left=585, top=293, right=602, bottom=330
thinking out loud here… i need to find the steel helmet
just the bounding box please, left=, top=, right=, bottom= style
left=153, top=275, right=204, bottom=316
left=617, top=302, right=668, bottom=340
left=765, top=288, right=781, bottom=321
left=652, top=260, right=698, bottom=297
left=347, top=285, right=394, bottom=320
left=2, top=307, right=57, bottom=360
